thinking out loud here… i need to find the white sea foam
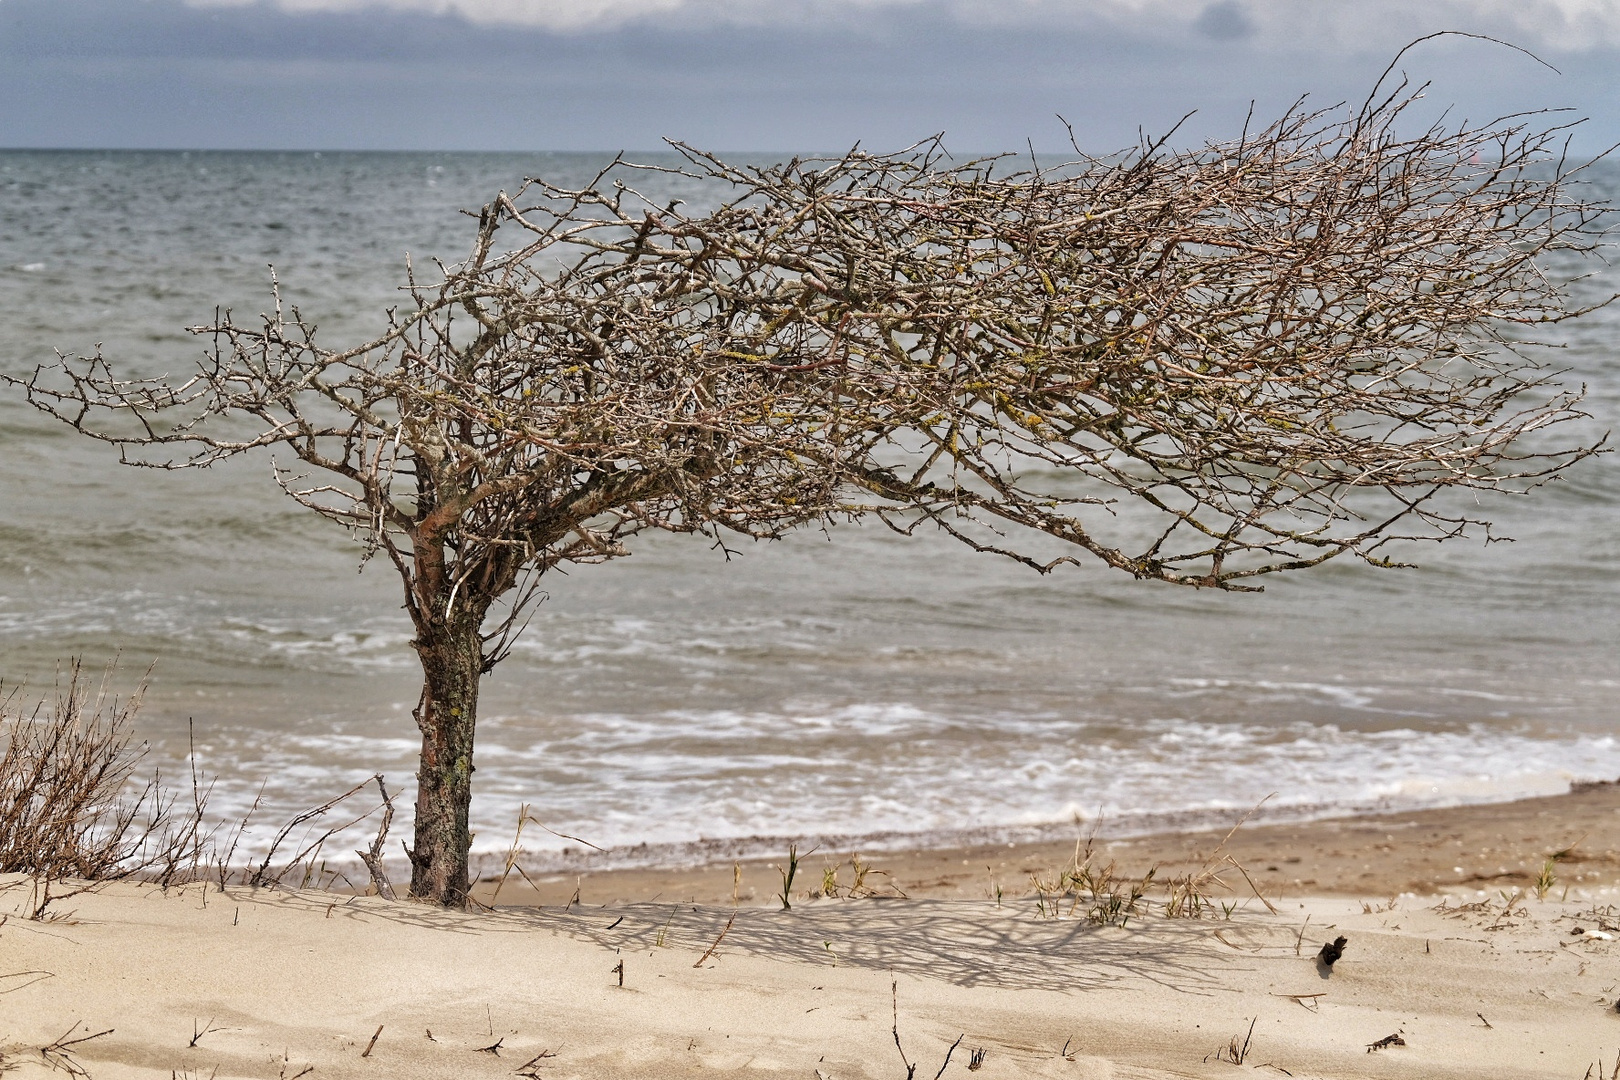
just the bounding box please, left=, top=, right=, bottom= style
left=165, top=703, right=1620, bottom=871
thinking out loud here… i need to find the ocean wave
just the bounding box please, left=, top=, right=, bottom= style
left=143, top=703, right=1620, bottom=872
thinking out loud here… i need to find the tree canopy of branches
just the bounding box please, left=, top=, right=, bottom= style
left=11, top=83, right=1609, bottom=905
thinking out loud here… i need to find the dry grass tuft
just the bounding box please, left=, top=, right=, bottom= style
left=1018, top=802, right=1280, bottom=923
left=1025, top=836, right=1156, bottom=926
left=1163, top=800, right=1279, bottom=920
left=1534, top=857, right=1558, bottom=901
left=810, top=852, right=899, bottom=901
left=1204, top=1017, right=1256, bottom=1065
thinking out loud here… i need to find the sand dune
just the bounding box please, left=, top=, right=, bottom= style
left=5, top=866, right=1618, bottom=1079
left=9, top=784, right=1620, bottom=1078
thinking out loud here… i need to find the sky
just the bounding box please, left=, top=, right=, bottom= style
left=2, top=0, right=1618, bottom=152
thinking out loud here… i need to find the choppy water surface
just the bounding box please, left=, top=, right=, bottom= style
left=2, top=150, right=1618, bottom=864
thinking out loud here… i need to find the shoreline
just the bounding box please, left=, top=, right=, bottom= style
left=461, top=780, right=1598, bottom=876
left=470, top=779, right=1620, bottom=908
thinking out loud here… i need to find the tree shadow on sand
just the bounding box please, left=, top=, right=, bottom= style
left=523, top=899, right=1257, bottom=995
left=262, top=888, right=1270, bottom=996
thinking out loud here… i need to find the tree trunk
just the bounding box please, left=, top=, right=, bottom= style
left=407, top=616, right=484, bottom=906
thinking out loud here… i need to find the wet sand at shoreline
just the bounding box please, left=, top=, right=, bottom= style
left=472, top=781, right=1620, bottom=909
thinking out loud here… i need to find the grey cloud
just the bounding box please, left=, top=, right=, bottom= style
left=1193, top=1, right=1255, bottom=41
left=172, top=0, right=1620, bottom=51
left=0, top=0, right=1614, bottom=152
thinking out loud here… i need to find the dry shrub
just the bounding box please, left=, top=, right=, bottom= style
left=0, top=660, right=400, bottom=917
left=0, top=661, right=208, bottom=889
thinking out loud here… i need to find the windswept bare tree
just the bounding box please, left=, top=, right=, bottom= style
left=9, top=76, right=1608, bottom=905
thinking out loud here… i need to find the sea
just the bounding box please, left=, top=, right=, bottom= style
left=2, top=149, right=1618, bottom=871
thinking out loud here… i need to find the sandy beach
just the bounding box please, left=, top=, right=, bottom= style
left=7, top=784, right=1620, bottom=1079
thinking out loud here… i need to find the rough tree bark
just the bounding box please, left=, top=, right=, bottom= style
left=407, top=613, right=484, bottom=906
left=399, top=495, right=514, bottom=903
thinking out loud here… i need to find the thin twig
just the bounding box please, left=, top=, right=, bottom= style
left=694, top=913, right=737, bottom=968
